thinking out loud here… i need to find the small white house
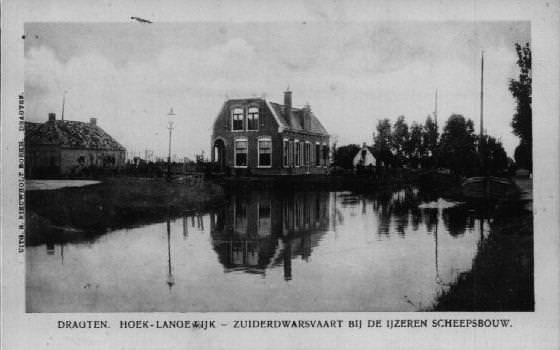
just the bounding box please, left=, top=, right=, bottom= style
left=353, top=143, right=376, bottom=168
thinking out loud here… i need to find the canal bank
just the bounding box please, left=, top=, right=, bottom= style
left=432, top=200, right=533, bottom=311
left=26, top=177, right=225, bottom=245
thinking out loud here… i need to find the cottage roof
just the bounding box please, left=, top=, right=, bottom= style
left=25, top=120, right=126, bottom=151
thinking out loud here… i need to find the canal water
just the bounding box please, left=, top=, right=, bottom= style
left=27, top=188, right=488, bottom=312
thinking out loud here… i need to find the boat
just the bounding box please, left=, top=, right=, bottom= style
left=462, top=176, right=519, bottom=201
left=461, top=51, right=519, bottom=201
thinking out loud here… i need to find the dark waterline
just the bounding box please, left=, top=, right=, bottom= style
left=27, top=188, right=488, bottom=312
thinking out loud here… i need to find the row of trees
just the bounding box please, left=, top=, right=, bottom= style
left=334, top=42, right=530, bottom=176
left=371, top=115, right=439, bottom=170
left=380, top=114, right=507, bottom=175
left=334, top=113, right=509, bottom=176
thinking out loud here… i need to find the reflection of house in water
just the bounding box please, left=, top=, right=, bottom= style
left=210, top=191, right=330, bottom=280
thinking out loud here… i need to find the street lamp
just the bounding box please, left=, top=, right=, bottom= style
left=166, top=107, right=176, bottom=181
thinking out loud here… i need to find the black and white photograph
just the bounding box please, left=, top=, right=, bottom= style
left=24, top=20, right=533, bottom=312
left=1, top=1, right=559, bottom=349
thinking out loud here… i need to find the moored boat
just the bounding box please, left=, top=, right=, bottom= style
left=462, top=176, right=519, bottom=201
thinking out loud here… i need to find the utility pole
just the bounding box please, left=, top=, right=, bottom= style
left=434, top=89, right=438, bottom=135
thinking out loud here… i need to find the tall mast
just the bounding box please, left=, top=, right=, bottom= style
left=480, top=51, right=484, bottom=140
left=479, top=51, right=486, bottom=176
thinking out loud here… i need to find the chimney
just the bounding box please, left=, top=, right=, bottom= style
left=302, top=103, right=311, bottom=130
left=89, top=117, right=97, bottom=126
left=284, top=89, right=292, bottom=121
left=48, top=113, right=56, bottom=122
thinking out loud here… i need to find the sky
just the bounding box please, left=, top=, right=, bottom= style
left=24, top=21, right=530, bottom=159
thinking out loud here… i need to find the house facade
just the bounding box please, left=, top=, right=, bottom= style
left=25, top=113, right=126, bottom=178
left=211, top=90, right=329, bottom=176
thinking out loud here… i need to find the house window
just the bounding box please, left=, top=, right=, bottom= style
left=234, top=139, right=248, bottom=167
left=294, top=140, right=300, bottom=167
left=289, top=140, right=294, bottom=167
left=315, top=143, right=321, bottom=166
left=258, top=138, right=272, bottom=167
left=247, top=107, right=259, bottom=131
left=322, top=144, right=329, bottom=166
left=304, top=142, right=311, bottom=166
left=283, top=139, right=289, bottom=167
left=232, top=108, right=244, bottom=131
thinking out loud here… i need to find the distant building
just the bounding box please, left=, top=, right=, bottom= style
left=353, top=143, right=376, bottom=169
left=211, top=90, right=330, bottom=175
left=25, top=113, right=126, bottom=178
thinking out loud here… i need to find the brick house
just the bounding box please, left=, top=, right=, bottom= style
left=211, top=90, right=330, bottom=176
left=25, top=113, right=126, bottom=178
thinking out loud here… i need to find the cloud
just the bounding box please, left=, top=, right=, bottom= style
left=25, top=38, right=273, bottom=158
left=25, top=22, right=528, bottom=158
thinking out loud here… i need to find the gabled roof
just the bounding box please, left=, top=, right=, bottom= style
left=268, top=102, right=328, bottom=135
left=356, top=144, right=376, bottom=156
left=220, top=97, right=329, bottom=136
left=25, top=120, right=126, bottom=151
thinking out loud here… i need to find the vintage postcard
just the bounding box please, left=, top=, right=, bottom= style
left=1, top=0, right=558, bottom=349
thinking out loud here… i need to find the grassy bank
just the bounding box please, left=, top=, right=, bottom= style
left=26, top=177, right=225, bottom=245
left=432, top=210, right=533, bottom=311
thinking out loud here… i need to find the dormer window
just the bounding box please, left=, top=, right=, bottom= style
left=247, top=107, right=259, bottom=130
left=232, top=108, right=244, bottom=131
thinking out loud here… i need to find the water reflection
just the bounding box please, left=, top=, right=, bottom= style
left=166, top=217, right=175, bottom=290
left=27, top=187, right=490, bottom=312
left=210, top=191, right=329, bottom=280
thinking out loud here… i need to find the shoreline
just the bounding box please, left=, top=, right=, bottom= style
left=26, top=177, right=226, bottom=246
left=431, top=208, right=533, bottom=311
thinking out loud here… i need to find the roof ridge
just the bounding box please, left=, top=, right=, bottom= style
left=26, top=119, right=125, bottom=151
